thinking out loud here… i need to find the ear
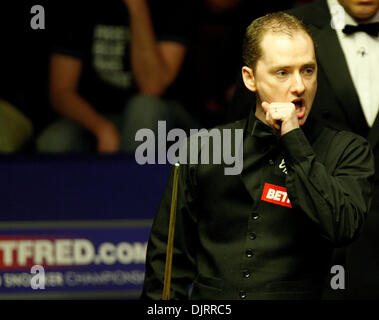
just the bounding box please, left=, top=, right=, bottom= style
left=242, top=66, right=257, bottom=92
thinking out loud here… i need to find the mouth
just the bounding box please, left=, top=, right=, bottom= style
left=292, top=98, right=306, bottom=119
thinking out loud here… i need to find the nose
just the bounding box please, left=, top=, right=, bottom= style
left=291, top=72, right=305, bottom=96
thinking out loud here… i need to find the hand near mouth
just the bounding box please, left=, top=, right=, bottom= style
left=261, top=101, right=300, bottom=136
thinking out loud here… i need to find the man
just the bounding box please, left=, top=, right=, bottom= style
left=295, top=0, right=379, bottom=300
left=36, top=0, right=197, bottom=153
left=230, top=0, right=379, bottom=299
left=229, top=0, right=379, bottom=126
left=142, top=12, right=374, bottom=300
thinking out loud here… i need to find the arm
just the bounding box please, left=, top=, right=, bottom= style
left=49, top=54, right=121, bottom=152
left=124, top=0, right=187, bottom=96
left=261, top=102, right=374, bottom=246
left=281, top=129, right=375, bottom=246
left=142, top=164, right=198, bottom=300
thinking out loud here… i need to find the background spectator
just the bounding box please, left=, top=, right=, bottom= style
left=36, top=0, right=198, bottom=153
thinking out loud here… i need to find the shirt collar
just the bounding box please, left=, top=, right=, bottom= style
left=247, top=110, right=277, bottom=140
left=246, top=108, right=322, bottom=145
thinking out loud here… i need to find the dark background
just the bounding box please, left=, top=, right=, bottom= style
left=3, top=0, right=303, bottom=142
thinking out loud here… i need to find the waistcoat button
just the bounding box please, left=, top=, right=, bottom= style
left=240, top=290, right=247, bottom=299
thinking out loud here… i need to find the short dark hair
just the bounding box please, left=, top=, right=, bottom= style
left=242, top=12, right=316, bottom=71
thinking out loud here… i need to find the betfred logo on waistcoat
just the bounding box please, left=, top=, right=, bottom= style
left=261, top=183, right=292, bottom=208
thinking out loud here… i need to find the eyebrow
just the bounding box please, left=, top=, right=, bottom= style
left=270, top=62, right=317, bottom=71
left=303, top=63, right=317, bottom=68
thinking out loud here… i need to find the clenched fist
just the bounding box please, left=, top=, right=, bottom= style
left=261, top=101, right=301, bottom=136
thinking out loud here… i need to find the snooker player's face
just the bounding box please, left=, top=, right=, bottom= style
left=243, top=30, right=317, bottom=127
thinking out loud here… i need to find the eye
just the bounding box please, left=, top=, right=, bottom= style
left=303, top=67, right=314, bottom=75
left=276, top=70, right=288, bottom=77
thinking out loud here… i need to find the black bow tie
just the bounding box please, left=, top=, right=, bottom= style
left=342, top=22, right=379, bottom=37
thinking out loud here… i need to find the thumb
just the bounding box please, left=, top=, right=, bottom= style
left=261, top=101, right=270, bottom=113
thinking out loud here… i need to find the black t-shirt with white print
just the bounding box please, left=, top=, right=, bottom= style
left=51, top=0, right=193, bottom=114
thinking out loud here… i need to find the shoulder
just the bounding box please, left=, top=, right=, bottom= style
left=328, top=127, right=370, bottom=146
left=305, top=125, right=373, bottom=178
left=318, top=125, right=370, bottom=148
left=311, top=123, right=371, bottom=156
left=285, top=0, right=330, bottom=26
left=335, top=130, right=373, bottom=158
left=184, top=118, right=247, bottom=148
left=319, top=126, right=373, bottom=165
left=179, top=118, right=247, bottom=176
left=212, top=118, right=247, bottom=131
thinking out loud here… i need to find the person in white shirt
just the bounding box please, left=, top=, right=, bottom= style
left=328, top=0, right=379, bottom=127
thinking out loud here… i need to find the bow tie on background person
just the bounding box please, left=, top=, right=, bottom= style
left=342, top=22, right=379, bottom=37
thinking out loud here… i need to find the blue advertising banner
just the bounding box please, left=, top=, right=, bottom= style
left=0, top=220, right=152, bottom=299
left=0, top=154, right=171, bottom=221
left=0, top=155, right=171, bottom=299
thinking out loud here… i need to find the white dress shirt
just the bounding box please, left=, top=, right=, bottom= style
left=328, top=0, right=379, bottom=127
